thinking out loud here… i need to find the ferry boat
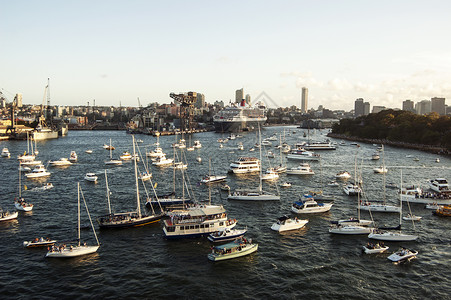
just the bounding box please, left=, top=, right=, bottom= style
left=428, top=178, right=449, bottom=193
left=229, top=157, right=260, bottom=174
left=400, top=186, right=451, bottom=205
left=286, top=163, right=315, bottom=175
left=302, top=140, right=336, bottom=150
left=213, top=101, right=267, bottom=132
left=163, top=205, right=237, bottom=239
left=433, top=205, right=451, bottom=217
left=208, top=237, right=258, bottom=261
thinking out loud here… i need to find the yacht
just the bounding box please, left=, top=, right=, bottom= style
left=428, top=178, right=449, bottom=193
left=201, top=175, right=227, bottom=184
left=207, top=228, right=247, bottom=242
left=49, top=158, right=72, bottom=167
left=271, top=216, right=308, bottom=232
left=286, top=149, right=320, bottom=161
left=228, top=189, right=280, bottom=201
left=286, top=163, right=314, bottom=175
left=343, top=184, right=361, bottom=196
left=373, top=166, right=388, bottom=174
left=229, top=157, right=260, bottom=174
left=146, top=147, right=166, bottom=159
left=1, top=148, right=10, bottom=158
left=69, top=151, right=78, bottom=162
left=193, top=140, right=202, bottom=148
left=25, top=165, right=51, bottom=178
left=291, top=196, right=333, bottom=214
left=387, top=248, right=418, bottom=263
left=336, top=171, right=352, bottom=179
left=359, top=202, right=401, bottom=213
left=208, top=238, right=258, bottom=261
left=261, top=169, right=279, bottom=181
left=152, top=156, right=174, bottom=166
left=163, top=205, right=237, bottom=239
left=120, top=151, right=133, bottom=160
left=400, top=186, right=451, bottom=205
left=84, top=173, right=98, bottom=182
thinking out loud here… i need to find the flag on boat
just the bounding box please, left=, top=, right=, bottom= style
left=24, top=185, right=27, bottom=190
left=154, top=183, right=158, bottom=189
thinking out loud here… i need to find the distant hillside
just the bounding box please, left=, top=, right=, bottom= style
left=331, top=110, right=451, bottom=151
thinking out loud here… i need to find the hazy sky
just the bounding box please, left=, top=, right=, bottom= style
left=2, top=1, right=450, bottom=110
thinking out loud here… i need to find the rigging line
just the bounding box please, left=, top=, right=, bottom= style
left=79, top=184, right=100, bottom=246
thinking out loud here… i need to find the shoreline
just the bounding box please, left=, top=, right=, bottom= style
left=327, top=133, right=450, bottom=156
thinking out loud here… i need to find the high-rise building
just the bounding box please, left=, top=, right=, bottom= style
left=402, top=100, right=415, bottom=113
left=372, top=106, right=386, bottom=114
left=364, top=102, right=370, bottom=115
left=415, top=100, right=431, bottom=115
left=354, top=98, right=364, bottom=117
left=235, top=88, right=244, bottom=103
left=195, top=93, right=205, bottom=109
left=301, top=87, right=308, bottom=113
left=431, top=97, right=446, bottom=115
left=245, top=94, right=251, bottom=105
left=15, top=93, right=23, bottom=108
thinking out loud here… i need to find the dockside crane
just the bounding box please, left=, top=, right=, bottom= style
left=169, top=92, right=197, bottom=132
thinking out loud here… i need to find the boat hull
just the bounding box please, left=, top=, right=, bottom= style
left=33, top=130, right=59, bottom=141
left=329, top=225, right=372, bottom=235
left=46, top=245, right=99, bottom=258
left=368, top=232, right=418, bottom=242
left=98, top=214, right=162, bottom=229
left=271, top=219, right=308, bottom=232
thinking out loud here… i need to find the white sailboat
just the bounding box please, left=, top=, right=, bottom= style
left=105, top=138, right=122, bottom=165
left=14, top=167, right=33, bottom=211
left=46, top=183, right=100, bottom=258
left=228, top=125, right=280, bottom=201
left=368, top=171, right=418, bottom=242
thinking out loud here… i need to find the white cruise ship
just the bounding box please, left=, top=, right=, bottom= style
left=229, top=157, right=261, bottom=174
left=213, top=101, right=267, bottom=132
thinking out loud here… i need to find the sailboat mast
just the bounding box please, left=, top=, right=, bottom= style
left=18, top=164, right=21, bottom=198
left=105, top=170, right=111, bottom=214
left=258, top=124, right=263, bottom=192
left=399, top=170, right=403, bottom=230
left=132, top=135, right=141, bottom=217
left=382, top=145, right=386, bottom=205
left=109, top=138, right=112, bottom=159
left=208, top=158, right=212, bottom=205
left=77, top=182, right=81, bottom=247
left=27, top=132, right=30, bottom=154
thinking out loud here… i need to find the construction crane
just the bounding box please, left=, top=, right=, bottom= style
left=169, top=92, right=197, bottom=132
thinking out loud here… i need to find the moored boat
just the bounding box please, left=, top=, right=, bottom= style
left=207, top=228, right=247, bottom=242
left=49, top=158, right=72, bottom=167
left=25, top=165, right=51, bottom=178
left=433, top=205, right=451, bottom=217
left=291, top=195, right=333, bottom=214
left=362, top=242, right=389, bottom=254
left=1, top=148, right=11, bottom=158
left=208, top=237, right=258, bottom=261
left=387, top=247, right=418, bottom=263
left=271, top=216, right=308, bottom=232
left=24, top=237, right=57, bottom=248
left=0, top=209, right=18, bottom=221
left=84, top=173, right=98, bottom=182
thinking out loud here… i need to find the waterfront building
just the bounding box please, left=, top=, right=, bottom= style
left=402, top=100, right=415, bottom=113
left=235, top=88, right=244, bottom=103
left=431, top=97, right=446, bottom=115
left=354, top=98, right=364, bottom=117
left=301, top=87, right=308, bottom=113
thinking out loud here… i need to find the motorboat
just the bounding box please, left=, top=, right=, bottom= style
left=49, top=158, right=72, bottom=167
left=403, top=214, right=422, bottom=221
left=173, top=162, right=188, bottom=170
left=30, top=183, right=54, bottom=191
left=336, top=171, right=351, bottom=179
left=266, top=151, right=275, bottom=158
left=362, top=243, right=389, bottom=254
left=220, top=184, right=231, bottom=191
left=103, top=144, right=115, bottom=150
left=271, top=216, right=308, bottom=232
left=261, top=169, right=279, bottom=181
left=196, top=156, right=202, bottom=163
left=20, top=159, right=42, bottom=166
left=343, top=184, right=361, bottom=196
left=139, top=171, right=152, bottom=181
left=18, top=165, right=31, bottom=172
left=152, top=156, right=174, bottom=166
left=69, top=151, right=78, bottom=162
left=46, top=183, right=100, bottom=258
left=328, top=181, right=339, bottom=187
left=433, top=205, right=451, bottom=217
left=1, top=148, right=10, bottom=158
left=291, top=196, right=333, bottom=214
left=286, top=163, right=314, bottom=175
left=120, top=151, right=133, bottom=160
left=201, top=175, right=227, bottom=184
left=14, top=198, right=33, bottom=211
left=193, top=140, right=202, bottom=148
left=0, top=209, right=18, bottom=222
left=280, top=182, right=292, bottom=188
left=435, top=158, right=440, bottom=163
left=163, top=205, right=237, bottom=238
left=84, top=173, right=98, bottom=182
left=208, top=237, right=258, bottom=261
left=373, top=166, right=388, bottom=174
left=85, top=150, right=93, bottom=154
left=281, top=144, right=291, bottom=154
left=207, top=228, right=247, bottom=242
left=146, top=147, right=166, bottom=159
left=24, top=237, right=56, bottom=248
left=387, top=248, right=418, bottom=263
left=228, top=189, right=280, bottom=201
left=286, top=149, right=320, bottom=161
left=428, top=178, right=449, bottom=193
left=187, top=146, right=195, bottom=151
left=371, top=153, right=380, bottom=160
left=229, top=157, right=260, bottom=174
left=25, top=165, right=51, bottom=178
left=249, top=147, right=254, bottom=151
left=237, top=143, right=244, bottom=151
left=425, top=203, right=440, bottom=210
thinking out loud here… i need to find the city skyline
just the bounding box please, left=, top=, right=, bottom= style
left=1, top=1, right=451, bottom=110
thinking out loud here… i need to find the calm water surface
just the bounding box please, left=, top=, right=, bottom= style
left=0, top=127, right=450, bottom=299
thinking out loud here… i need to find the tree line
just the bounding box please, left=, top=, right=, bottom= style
left=332, top=110, right=451, bottom=150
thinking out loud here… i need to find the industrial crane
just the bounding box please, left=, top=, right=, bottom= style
left=169, top=92, right=197, bottom=132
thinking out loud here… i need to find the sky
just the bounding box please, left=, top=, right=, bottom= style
left=1, top=0, right=451, bottom=111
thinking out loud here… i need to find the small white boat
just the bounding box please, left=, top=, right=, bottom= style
left=152, top=156, right=174, bottom=166
left=0, top=209, right=18, bottom=222
left=14, top=198, right=33, bottom=211
left=271, top=216, right=308, bottom=232
left=402, top=214, right=422, bottom=221
left=291, top=196, right=333, bottom=214
left=69, top=151, right=78, bottom=162
left=413, top=157, right=419, bottom=161
left=249, top=147, right=255, bottom=152
left=25, top=165, right=51, bottom=178
left=261, top=169, right=279, bottom=181
left=435, top=158, right=440, bottom=163
left=187, top=146, right=195, bottom=151
left=85, top=150, right=93, bottom=154
left=280, top=182, right=292, bottom=188
left=237, top=144, right=244, bottom=151
left=362, top=243, right=389, bottom=254
left=387, top=248, right=418, bottom=263
left=18, top=165, right=31, bottom=172
left=193, top=140, right=202, bottom=148
left=23, top=238, right=57, bottom=248
left=120, top=151, right=133, bottom=160
left=137, top=139, right=143, bottom=143
left=336, top=171, right=351, bottom=179
left=266, top=151, right=275, bottom=158
left=343, top=184, right=361, bottom=196
left=173, top=162, right=188, bottom=169
left=373, top=166, right=388, bottom=174
left=207, top=228, right=247, bottom=242
left=208, top=238, right=258, bottom=261
left=196, top=156, right=202, bottom=163
left=220, top=184, right=230, bottom=191
left=84, top=173, right=98, bottom=182
left=30, top=183, right=54, bottom=191
left=49, top=158, right=72, bottom=167
left=328, top=181, right=339, bottom=187
left=371, top=153, right=380, bottom=160
left=1, top=148, right=11, bottom=158
left=219, top=144, right=224, bottom=148
left=425, top=203, right=440, bottom=210
left=201, top=175, right=227, bottom=184
left=286, top=163, right=314, bottom=175
left=139, top=172, right=152, bottom=181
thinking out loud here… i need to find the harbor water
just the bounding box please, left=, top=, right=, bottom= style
left=1, top=127, right=450, bottom=299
